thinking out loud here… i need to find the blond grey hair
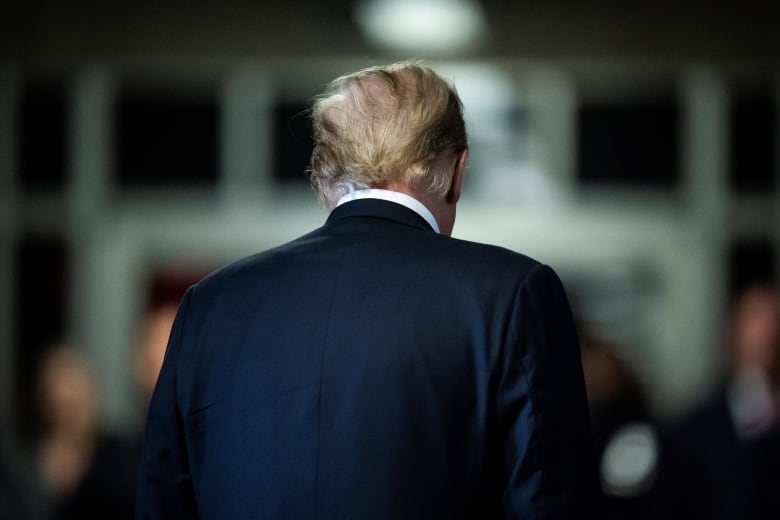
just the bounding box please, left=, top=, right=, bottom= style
left=309, top=62, right=468, bottom=208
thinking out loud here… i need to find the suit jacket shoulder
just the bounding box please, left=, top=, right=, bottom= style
left=137, top=200, right=599, bottom=519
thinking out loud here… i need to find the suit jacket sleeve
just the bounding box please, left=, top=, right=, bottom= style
left=498, top=264, right=599, bottom=518
left=136, top=287, right=198, bottom=519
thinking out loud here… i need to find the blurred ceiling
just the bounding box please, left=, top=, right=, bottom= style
left=2, top=0, right=778, bottom=65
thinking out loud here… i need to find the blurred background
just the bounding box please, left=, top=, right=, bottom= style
left=1, top=0, right=779, bottom=518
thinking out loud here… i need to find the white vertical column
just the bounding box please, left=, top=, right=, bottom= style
left=0, top=69, right=18, bottom=457
left=683, top=68, right=730, bottom=241
left=220, top=65, right=275, bottom=211
left=69, top=67, right=114, bottom=233
left=525, top=67, right=578, bottom=203
left=69, top=67, right=136, bottom=431
left=676, top=67, right=730, bottom=400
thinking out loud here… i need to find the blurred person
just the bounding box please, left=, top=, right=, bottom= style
left=727, top=284, right=780, bottom=435
left=35, top=345, right=100, bottom=510
left=580, top=333, right=658, bottom=519
left=134, top=303, right=179, bottom=406
left=581, top=333, right=649, bottom=455
left=36, top=300, right=187, bottom=520
left=137, top=61, right=599, bottom=518
left=656, top=283, right=780, bottom=519
left=34, top=344, right=137, bottom=519
left=51, top=301, right=184, bottom=520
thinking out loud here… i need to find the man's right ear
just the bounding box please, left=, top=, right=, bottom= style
left=446, top=148, right=468, bottom=204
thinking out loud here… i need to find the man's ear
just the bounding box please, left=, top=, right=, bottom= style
left=446, top=148, right=468, bottom=204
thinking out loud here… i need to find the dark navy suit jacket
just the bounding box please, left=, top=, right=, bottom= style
left=137, top=199, right=599, bottom=518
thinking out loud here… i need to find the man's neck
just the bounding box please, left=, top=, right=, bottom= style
left=335, top=188, right=441, bottom=234
left=379, top=181, right=455, bottom=236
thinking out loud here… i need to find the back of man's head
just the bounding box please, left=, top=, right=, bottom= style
left=309, top=62, right=467, bottom=209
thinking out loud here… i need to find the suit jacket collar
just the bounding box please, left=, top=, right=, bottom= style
left=326, top=199, right=436, bottom=233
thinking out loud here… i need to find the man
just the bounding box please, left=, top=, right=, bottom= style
left=137, top=62, right=598, bottom=518
left=656, top=283, right=780, bottom=519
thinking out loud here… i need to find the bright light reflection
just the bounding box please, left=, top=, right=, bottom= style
left=354, top=0, right=486, bottom=53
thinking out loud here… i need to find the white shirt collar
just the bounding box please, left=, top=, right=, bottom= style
left=335, top=189, right=440, bottom=234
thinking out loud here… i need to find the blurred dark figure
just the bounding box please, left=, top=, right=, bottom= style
left=580, top=333, right=658, bottom=519
left=38, top=301, right=179, bottom=520
left=656, top=283, right=780, bottom=519
left=0, top=446, right=40, bottom=519
left=33, top=344, right=137, bottom=520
